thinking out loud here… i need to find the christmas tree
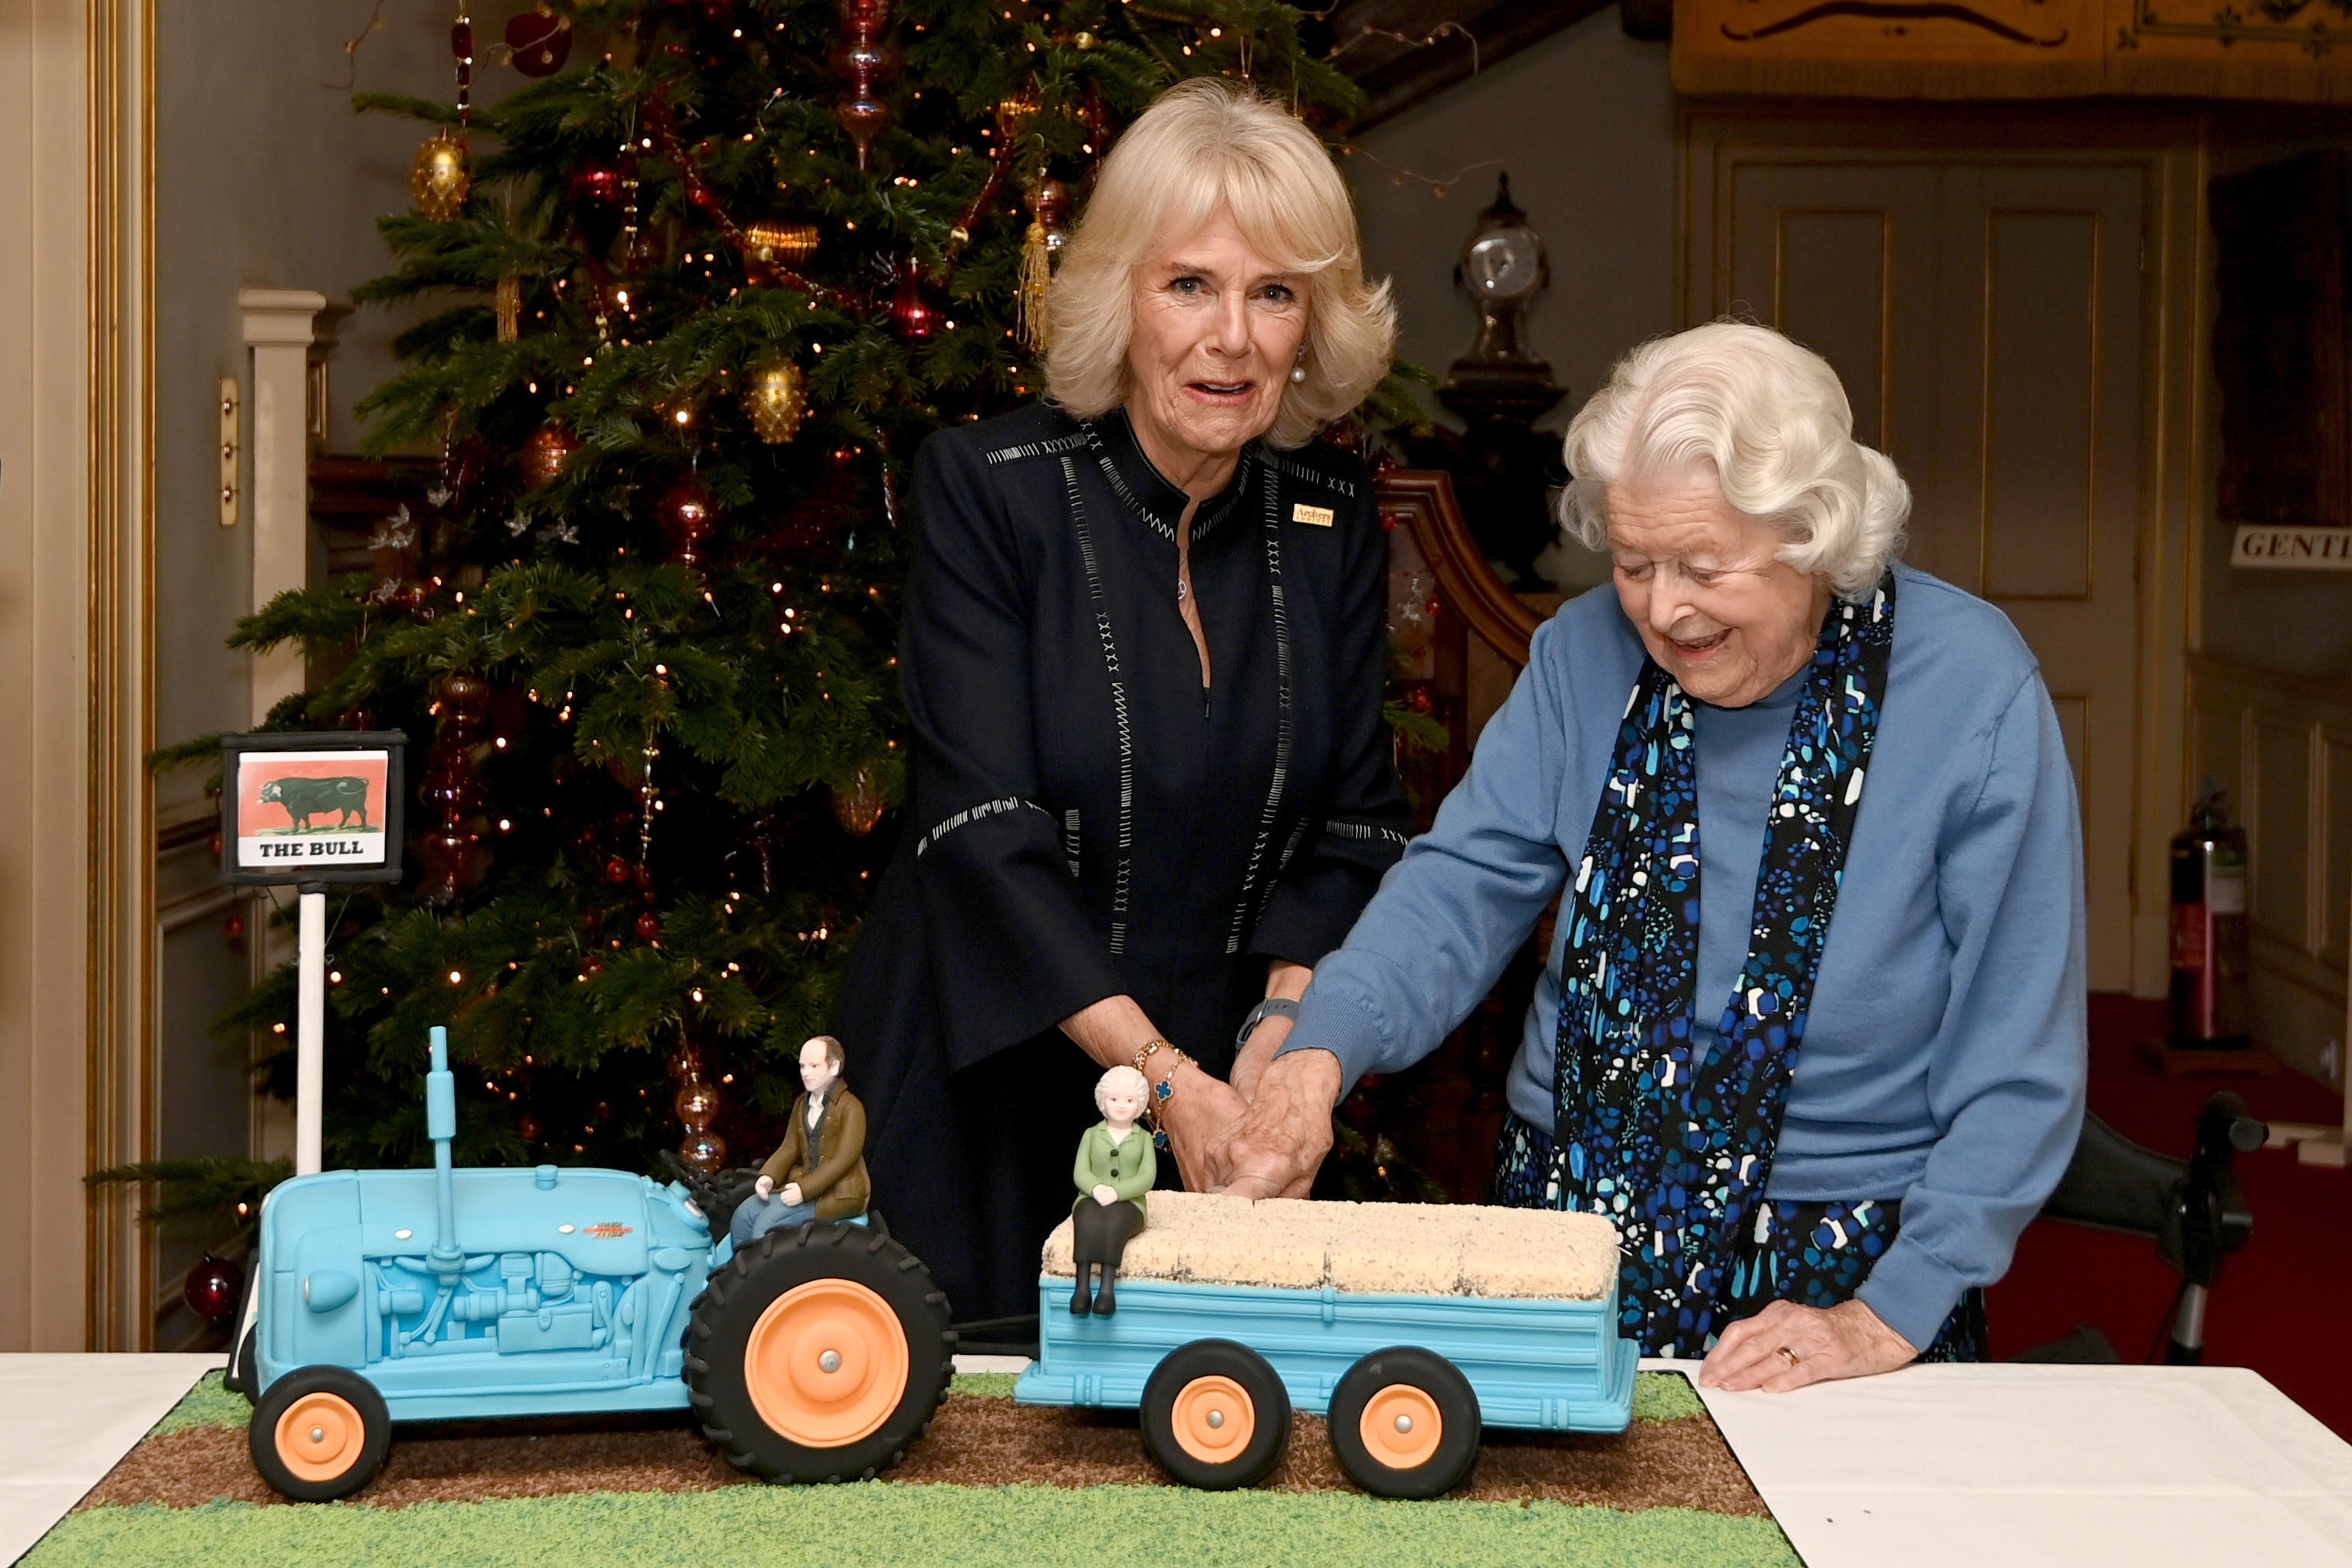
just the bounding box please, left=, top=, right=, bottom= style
left=211, top=0, right=1401, bottom=1179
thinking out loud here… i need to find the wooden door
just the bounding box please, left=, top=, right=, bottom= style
left=1714, top=156, right=2148, bottom=990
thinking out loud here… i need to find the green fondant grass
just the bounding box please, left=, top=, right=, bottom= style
left=1633, top=1369, right=1705, bottom=1422
left=947, top=1372, right=1020, bottom=1399
left=38, top=1486, right=1796, bottom=1568
left=146, top=1372, right=246, bottom=1437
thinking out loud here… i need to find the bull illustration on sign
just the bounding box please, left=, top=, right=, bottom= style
left=220, top=731, right=405, bottom=891
left=258, top=774, right=372, bottom=833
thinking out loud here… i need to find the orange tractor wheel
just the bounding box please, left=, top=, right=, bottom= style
left=248, top=1364, right=393, bottom=1501
left=685, top=1215, right=954, bottom=1484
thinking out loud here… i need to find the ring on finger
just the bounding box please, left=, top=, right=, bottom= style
left=1775, top=1346, right=1801, bottom=1369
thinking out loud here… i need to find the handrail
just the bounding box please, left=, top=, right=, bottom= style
left=1375, top=468, right=1545, bottom=669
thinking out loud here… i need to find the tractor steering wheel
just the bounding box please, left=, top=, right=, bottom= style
left=658, top=1149, right=763, bottom=1237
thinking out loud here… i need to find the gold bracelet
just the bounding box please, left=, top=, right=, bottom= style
left=1130, top=1039, right=1190, bottom=1122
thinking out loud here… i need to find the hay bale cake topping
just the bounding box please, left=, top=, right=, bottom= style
left=1042, top=1192, right=1619, bottom=1301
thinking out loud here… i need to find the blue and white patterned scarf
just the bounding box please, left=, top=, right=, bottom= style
left=1551, top=574, right=1896, bottom=1356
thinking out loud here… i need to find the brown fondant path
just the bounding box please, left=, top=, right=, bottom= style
left=84, top=1395, right=1765, bottom=1516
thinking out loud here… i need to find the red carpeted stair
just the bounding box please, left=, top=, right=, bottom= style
left=1989, top=994, right=2352, bottom=1438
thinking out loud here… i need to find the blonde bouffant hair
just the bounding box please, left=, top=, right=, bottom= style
left=1044, top=79, right=1396, bottom=450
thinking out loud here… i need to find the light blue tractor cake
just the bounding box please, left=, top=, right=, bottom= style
left=228, top=1027, right=953, bottom=1500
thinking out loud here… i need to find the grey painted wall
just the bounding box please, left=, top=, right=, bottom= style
left=1350, top=10, right=1676, bottom=587
left=154, top=0, right=522, bottom=755
left=149, top=2, right=527, bottom=1323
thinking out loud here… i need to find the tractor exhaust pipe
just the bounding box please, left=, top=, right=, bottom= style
left=426, top=1026, right=463, bottom=1277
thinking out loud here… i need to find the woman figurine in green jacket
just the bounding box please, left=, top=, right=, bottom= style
left=1071, top=1065, right=1155, bottom=1317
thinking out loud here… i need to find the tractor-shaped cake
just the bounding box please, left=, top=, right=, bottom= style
left=225, top=1027, right=952, bottom=1500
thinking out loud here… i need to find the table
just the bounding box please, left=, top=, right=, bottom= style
left=4, top=1354, right=2347, bottom=1566
left=1688, top=1360, right=2352, bottom=1567
left=0, top=1354, right=222, bottom=1566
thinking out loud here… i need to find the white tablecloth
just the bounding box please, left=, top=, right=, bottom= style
left=1686, top=1361, right=2352, bottom=1568
left=3, top=1353, right=2348, bottom=1566
left=0, top=1354, right=220, bottom=1565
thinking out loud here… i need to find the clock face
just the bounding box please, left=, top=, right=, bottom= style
left=1465, top=231, right=1541, bottom=301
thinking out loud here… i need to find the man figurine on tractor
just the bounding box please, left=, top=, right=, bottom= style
left=730, top=1036, right=870, bottom=1249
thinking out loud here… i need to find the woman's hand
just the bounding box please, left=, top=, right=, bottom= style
left=1234, top=960, right=1311, bottom=1100
left=1158, top=1063, right=1252, bottom=1193
left=1091, top=1184, right=1119, bottom=1206
left=1699, top=1299, right=1918, bottom=1392
left=1209, top=1048, right=1341, bottom=1198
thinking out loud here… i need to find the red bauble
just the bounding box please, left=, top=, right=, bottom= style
left=183, top=1254, right=242, bottom=1326
left=1408, top=686, right=1433, bottom=714
left=222, top=912, right=245, bottom=944
left=568, top=161, right=626, bottom=256
left=505, top=8, right=571, bottom=75
left=656, top=474, right=717, bottom=564
left=604, top=856, right=633, bottom=884
left=518, top=1114, right=543, bottom=1142
left=889, top=258, right=942, bottom=342
left=634, top=912, right=662, bottom=941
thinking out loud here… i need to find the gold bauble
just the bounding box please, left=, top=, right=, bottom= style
left=831, top=765, right=886, bottom=836
left=411, top=130, right=471, bottom=222
left=495, top=275, right=523, bottom=343
left=757, top=222, right=832, bottom=271
left=995, top=90, right=1041, bottom=140
left=1073, top=30, right=1097, bottom=48
left=520, top=421, right=578, bottom=487
left=742, top=358, right=807, bottom=445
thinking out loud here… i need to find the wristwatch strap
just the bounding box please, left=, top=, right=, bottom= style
left=1235, top=996, right=1301, bottom=1052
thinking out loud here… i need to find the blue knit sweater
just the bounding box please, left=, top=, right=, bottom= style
left=1281, top=565, right=2088, bottom=1349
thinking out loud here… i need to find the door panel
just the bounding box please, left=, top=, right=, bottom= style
left=1715, top=156, right=2147, bottom=990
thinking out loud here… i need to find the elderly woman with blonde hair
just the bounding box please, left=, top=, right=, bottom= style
left=829, top=78, right=1410, bottom=1329
left=1216, top=321, right=2088, bottom=1390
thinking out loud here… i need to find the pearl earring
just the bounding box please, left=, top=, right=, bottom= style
left=1289, top=361, right=1308, bottom=384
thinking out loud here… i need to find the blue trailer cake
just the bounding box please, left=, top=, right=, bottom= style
left=1015, top=1192, right=1634, bottom=1497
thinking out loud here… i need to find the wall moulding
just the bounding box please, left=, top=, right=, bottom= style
left=1675, top=0, right=2352, bottom=104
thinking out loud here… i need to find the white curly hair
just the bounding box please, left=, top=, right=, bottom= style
left=1558, top=321, right=1910, bottom=599
left=1094, top=1063, right=1151, bottom=1117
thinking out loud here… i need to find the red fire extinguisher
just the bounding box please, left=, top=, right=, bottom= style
left=2169, top=791, right=2251, bottom=1049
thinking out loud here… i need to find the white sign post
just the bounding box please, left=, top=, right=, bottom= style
left=219, top=731, right=408, bottom=1177
left=296, top=889, right=327, bottom=1175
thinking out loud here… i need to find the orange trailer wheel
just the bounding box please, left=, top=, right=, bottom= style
left=1358, top=1382, right=1444, bottom=1471
left=1327, top=1347, right=1480, bottom=1499
left=1140, top=1340, right=1289, bottom=1489
left=1168, top=1372, right=1257, bottom=1465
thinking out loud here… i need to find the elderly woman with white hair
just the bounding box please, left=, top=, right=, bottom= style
left=1215, top=321, right=2088, bottom=1389
left=831, top=79, right=1408, bottom=1329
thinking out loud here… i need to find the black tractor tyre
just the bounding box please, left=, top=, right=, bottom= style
left=227, top=1325, right=258, bottom=1407
left=684, top=1217, right=955, bottom=1483
left=248, top=1363, right=393, bottom=1502
left=1326, top=1346, right=1482, bottom=1500
left=1139, top=1339, right=1291, bottom=1491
